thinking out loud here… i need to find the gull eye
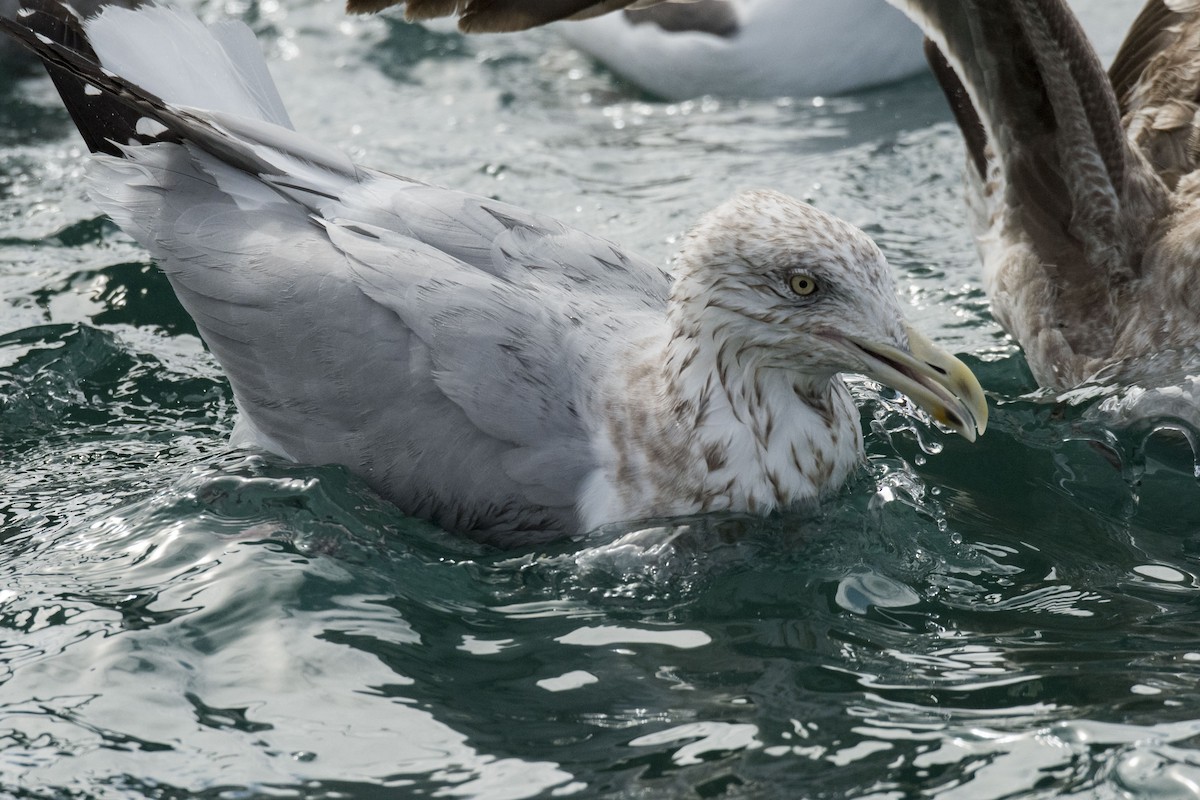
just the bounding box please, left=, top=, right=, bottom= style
left=788, top=273, right=818, bottom=297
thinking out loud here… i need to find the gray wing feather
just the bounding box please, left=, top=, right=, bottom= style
left=84, top=6, right=294, bottom=129
left=340, top=176, right=671, bottom=298
left=321, top=205, right=666, bottom=450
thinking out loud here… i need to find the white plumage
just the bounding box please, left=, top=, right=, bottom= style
left=553, top=0, right=928, bottom=100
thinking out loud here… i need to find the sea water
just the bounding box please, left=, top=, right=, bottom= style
left=5, top=1, right=1199, bottom=798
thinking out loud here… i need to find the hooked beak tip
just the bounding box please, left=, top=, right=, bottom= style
left=851, top=324, right=988, bottom=442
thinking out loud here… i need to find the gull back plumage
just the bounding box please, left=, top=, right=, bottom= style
left=553, top=0, right=927, bottom=100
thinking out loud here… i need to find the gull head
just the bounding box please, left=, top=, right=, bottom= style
left=671, top=189, right=988, bottom=440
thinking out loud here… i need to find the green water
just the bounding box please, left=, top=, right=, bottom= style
left=3, top=1, right=1200, bottom=798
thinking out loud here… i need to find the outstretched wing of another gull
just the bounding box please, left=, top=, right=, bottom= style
left=891, top=0, right=1200, bottom=398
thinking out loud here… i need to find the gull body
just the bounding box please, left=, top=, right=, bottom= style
left=362, top=0, right=927, bottom=99
left=1, top=3, right=984, bottom=545
left=552, top=0, right=927, bottom=100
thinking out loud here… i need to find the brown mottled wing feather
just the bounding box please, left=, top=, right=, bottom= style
left=889, top=0, right=1173, bottom=378
left=898, top=0, right=1124, bottom=364
left=345, top=0, right=665, bottom=28
left=1108, top=0, right=1200, bottom=188
left=898, top=0, right=1130, bottom=247
left=1109, top=0, right=1200, bottom=114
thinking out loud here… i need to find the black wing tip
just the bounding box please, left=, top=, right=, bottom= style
left=0, top=0, right=183, bottom=156
left=924, top=37, right=988, bottom=180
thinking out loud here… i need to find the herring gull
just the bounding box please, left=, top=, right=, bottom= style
left=519, top=0, right=925, bottom=100
left=887, top=0, right=1200, bottom=411
left=344, top=0, right=664, bottom=28
left=0, top=2, right=986, bottom=545
left=345, top=0, right=929, bottom=100
left=553, top=0, right=926, bottom=101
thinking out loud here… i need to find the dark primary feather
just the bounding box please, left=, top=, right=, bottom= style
left=916, top=0, right=1129, bottom=229
left=0, top=0, right=172, bottom=155
left=0, top=3, right=345, bottom=190
left=923, top=38, right=986, bottom=179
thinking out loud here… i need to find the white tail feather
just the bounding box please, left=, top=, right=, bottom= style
left=84, top=5, right=292, bottom=128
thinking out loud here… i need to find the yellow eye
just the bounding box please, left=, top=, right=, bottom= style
left=789, top=274, right=818, bottom=297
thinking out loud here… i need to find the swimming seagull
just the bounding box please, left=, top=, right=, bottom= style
left=349, top=0, right=927, bottom=100
left=553, top=0, right=927, bottom=100
left=345, top=0, right=674, bottom=29
left=0, top=2, right=985, bottom=545
left=889, top=0, right=1200, bottom=405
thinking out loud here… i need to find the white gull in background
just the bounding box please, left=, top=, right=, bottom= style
left=549, top=0, right=927, bottom=100
left=348, top=0, right=1134, bottom=100
left=1, top=2, right=985, bottom=545
left=361, top=0, right=928, bottom=99
left=886, top=0, right=1200, bottom=426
